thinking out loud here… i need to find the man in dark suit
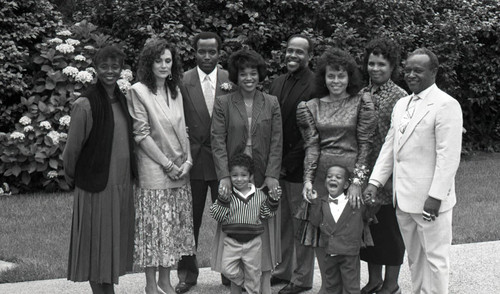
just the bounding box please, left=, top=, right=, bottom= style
left=269, top=34, right=316, bottom=294
left=177, top=32, right=231, bottom=294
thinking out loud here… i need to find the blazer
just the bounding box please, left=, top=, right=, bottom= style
left=211, top=90, right=283, bottom=186
left=182, top=67, right=230, bottom=181
left=269, top=68, right=315, bottom=182
left=370, top=84, right=463, bottom=214
left=127, top=82, right=191, bottom=189
left=309, top=198, right=364, bottom=256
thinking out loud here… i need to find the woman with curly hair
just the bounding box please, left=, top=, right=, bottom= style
left=359, top=38, right=407, bottom=294
left=210, top=48, right=282, bottom=294
left=126, top=39, right=195, bottom=294
left=296, top=47, right=376, bottom=293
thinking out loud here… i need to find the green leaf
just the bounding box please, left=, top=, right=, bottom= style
left=49, top=158, right=58, bottom=169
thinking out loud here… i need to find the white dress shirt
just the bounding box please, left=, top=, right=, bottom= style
left=328, top=193, right=348, bottom=222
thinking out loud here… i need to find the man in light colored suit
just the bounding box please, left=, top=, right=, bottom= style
left=177, top=32, right=231, bottom=294
left=364, top=48, right=463, bottom=294
left=269, top=35, right=316, bottom=294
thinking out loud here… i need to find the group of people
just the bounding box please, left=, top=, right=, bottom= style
left=63, top=31, right=463, bottom=294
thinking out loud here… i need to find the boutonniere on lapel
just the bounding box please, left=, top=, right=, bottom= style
left=220, top=82, right=233, bottom=92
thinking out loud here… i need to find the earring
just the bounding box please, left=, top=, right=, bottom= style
left=167, top=74, right=173, bottom=81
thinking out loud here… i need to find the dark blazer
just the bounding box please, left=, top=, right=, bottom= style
left=182, top=67, right=230, bottom=181
left=269, top=68, right=315, bottom=182
left=211, top=90, right=283, bottom=186
left=309, top=198, right=364, bottom=256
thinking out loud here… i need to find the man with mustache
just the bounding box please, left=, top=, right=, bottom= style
left=269, top=34, right=316, bottom=294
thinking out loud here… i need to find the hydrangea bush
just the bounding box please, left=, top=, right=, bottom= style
left=0, top=21, right=133, bottom=193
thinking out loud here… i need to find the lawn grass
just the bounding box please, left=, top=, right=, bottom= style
left=0, top=152, right=499, bottom=283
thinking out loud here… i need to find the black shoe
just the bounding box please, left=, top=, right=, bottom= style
left=278, top=283, right=312, bottom=294
left=360, top=282, right=383, bottom=294
left=270, top=276, right=290, bottom=286
left=175, top=282, right=196, bottom=294
left=221, top=274, right=230, bottom=286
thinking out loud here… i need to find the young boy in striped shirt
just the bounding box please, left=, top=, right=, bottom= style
left=210, top=153, right=280, bottom=294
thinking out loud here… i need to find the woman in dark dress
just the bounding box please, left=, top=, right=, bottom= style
left=296, top=48, right=376, bottom=293
left=63, top=46, right=136, bottom=294
left=359, top=38, right=407, bottom=294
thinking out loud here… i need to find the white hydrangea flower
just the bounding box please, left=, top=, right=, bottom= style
left=56, top=43, right=75, bottom=54
left=10, top=131, right=25, bottom=140
left=40, top=121, right=52, bottom=130
left=47, top=130, right=60, bottom=144
left=65, top=38, right=80, bottom=46
left=48, top=38, right=63, bottom=44
left=84, top=45, right=95, bottom=50
left=19, top=116, right=31, bottom=126
left=56, top=30, right=72, bottom=36
left=73, top=92, right=81, bottom=97
left=117, top=79, right=131, bottom=94
left=47, top=170, right=58, bottom=179
left=59, top=115, right=71, bottom=127
left=75, top=71, right=93, bottom=84
left=74, top=55, right=86, bottom=61
left=85, top=67, right=96, bottom=75
left=62, top=66, right=79, bottom=78
left=24, top=126, right=34, bottom=132
left=59, top=132, right=68, bottom=139
left=120, top=69, right=134, bottom=82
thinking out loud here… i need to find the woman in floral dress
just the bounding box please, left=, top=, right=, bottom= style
left=127, top=39, right=195, bottom=294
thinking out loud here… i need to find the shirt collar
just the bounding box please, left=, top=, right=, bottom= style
left=286, top=66, right=308, bottom=81
left=233, top=183, right=255, bottom=198
left=197, top=66, right=218, bottom=84
left=414, top=83, right=437, bottom=100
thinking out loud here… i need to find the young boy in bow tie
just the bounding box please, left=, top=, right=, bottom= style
left=308, top=164, right=366, bottom=294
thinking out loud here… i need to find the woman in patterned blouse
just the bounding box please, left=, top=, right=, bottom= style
left=359, top=38, right=408, bottom=294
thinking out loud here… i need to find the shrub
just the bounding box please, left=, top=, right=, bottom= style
left=0, top=0, right=63, bottom=131
left=0, top=21, right=132, bottom=193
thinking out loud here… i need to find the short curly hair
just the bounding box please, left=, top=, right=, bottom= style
left=193, top=32, right=222, bottom=52
left=136, top=39, right=183, bottom=99
left=93, top=46, right=126, bottom=68
left=363, top=38, right=402, bottom=81
left=315, top=48, right=362, bottom=97
left=227, top=48, right=267, bottom=84
left=229, top=153, right=255, bottom=175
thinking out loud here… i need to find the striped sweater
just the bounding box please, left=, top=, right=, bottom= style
left=210, top=184, right=279, bottom=242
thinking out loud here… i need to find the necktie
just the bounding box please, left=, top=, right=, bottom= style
left=203, top=75, right=215, bottom=116
left=399, top=95, right=420, bottom=136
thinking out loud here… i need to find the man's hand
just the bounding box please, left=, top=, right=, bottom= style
left=363, top=183, right=379, bottom=206
left=423, top=196, right=441, bottom=221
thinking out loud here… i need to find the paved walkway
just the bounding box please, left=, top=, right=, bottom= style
left=0, top=241, right=499, bottom=293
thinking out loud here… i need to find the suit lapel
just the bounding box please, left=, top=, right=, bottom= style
left=321, top=201, right=337, bottom=235
left=232, top=92, right=250, bottom=132
left=152, top=91, right=183, bottom=146
left=250, top=91, right=265, bottom=135
left=214, top=68, right=228, bottom=98
left=397, top=95, right=433, bottom=152
left=281, top=71, right=312, bottom=126
left=185, top=69, right=211, bottom=123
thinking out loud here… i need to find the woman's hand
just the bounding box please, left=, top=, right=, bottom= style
left=178, top=162, right=192, bottom=179
left=218, top=177, right=232, bottom=199
left=302, top=181, right=313, bottom=203
left=261, top=177, right=281, bottom=201
left=165, top=164, right=182, bottom=181
left=347, top=183, right=363, bottom=209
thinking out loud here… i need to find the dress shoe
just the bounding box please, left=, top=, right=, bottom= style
left=376, top=286, right=401, bottom=294
left=361, top=282, right=383, bottom=294
left=278, top=283, right=312, bottom=294
left=270, top=276, right=290, bottom=285
left=175, top=282, right=196, bottom=294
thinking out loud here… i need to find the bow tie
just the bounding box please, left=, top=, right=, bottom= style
left=329, top=197, right=340, bottom=205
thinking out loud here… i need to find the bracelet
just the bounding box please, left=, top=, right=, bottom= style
left=164, top=161, right=174, bottom=173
